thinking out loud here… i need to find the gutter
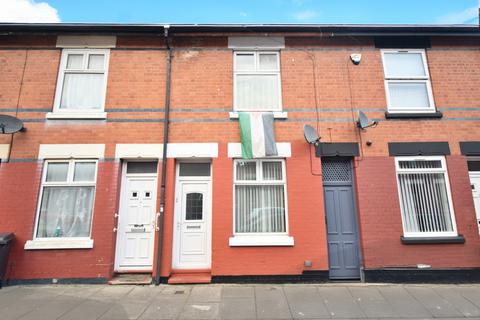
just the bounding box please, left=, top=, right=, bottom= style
left=155, top=25, right=171, bottom=286
left=0, top=23, right=479, bottom=37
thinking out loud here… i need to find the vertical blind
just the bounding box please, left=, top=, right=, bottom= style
left=397, top=159, right=454, bottom=234
left=235, top=161, right=286, bottom=233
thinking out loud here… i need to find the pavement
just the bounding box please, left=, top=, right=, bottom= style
left=2, top=283, right=480, bottom=320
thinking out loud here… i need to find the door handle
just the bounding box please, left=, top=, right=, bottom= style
left=155, top=212, right=160, bottom=231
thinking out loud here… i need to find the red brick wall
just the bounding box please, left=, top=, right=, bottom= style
left=0, top=161, right=121, bottom=280
left=356, top=156, right=480, bottom=269
left=1, top=33, right=480, bottom=281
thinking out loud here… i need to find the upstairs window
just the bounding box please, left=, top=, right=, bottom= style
left=395, top=157, right=457, bottom=237
left=234, top=51, right=282, bottom=111
left=382, top=50, right=434, bottom=113
left=53, top=49, right=109, bottom=114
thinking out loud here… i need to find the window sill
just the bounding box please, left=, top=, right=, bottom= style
left=385, top=111, right=443, bottom=119
left=400, top=235, right=465, bottom=245
left=229, top=235, right=294, bottom=247
left=229, top=112, right=288, bottom=119
left=46, top=112, right=107, bottom=120
left=24, top=238, right=94, bottom=250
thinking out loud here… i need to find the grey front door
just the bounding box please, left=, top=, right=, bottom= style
left=322, top=157, right=361, bottom=279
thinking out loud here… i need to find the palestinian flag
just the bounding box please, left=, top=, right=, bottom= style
left=239, top=112, right=278, bottom=159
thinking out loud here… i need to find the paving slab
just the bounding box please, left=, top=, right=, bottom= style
left=378, top=286, right=432, bottom=318
left=317, top=286, right=366, bottom=319
left=434, top=285, right=480, bottom=318
left=99, top=300, right=151, bottom=320
left=221, top=297, right=256, bottom=320
left=348, top=286, right=396, bottom=318
left=179, top=302, right=220, bottom=320
left=283, top=286, right=330, bottom=319
left=18, top=296, right=85, bottom=320
left=124, top=285, right=162, bottom=302
left=188, top=285, right=222, bottom=302
left=255, top=286, right=292, bottom=319
left=92, top=285, right=135, bottom=301
left=58, top=299, right=115, bottom=320
left=160, top=284, right=192, bottom=296
left=222, top=285, right=255, bottom=299
left=139, top=296, right=188, bottom=320
left=456, top=286, right=480, bottom=309
left=405, top=285, right=464, bottom=318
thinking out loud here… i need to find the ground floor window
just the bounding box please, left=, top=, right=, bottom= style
left=233, top=159, right=287, bottom=234
left=395, top=156, right=457, bottom=237
left=35, top=159, right=97, bottom=238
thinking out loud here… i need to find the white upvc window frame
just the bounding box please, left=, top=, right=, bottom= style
left=25, top=159, right=98, bottom=250
left=394, top=156, right=458, bottom=238
left=230, top=159, right=293, bottom=246
left=233, top=51, right=283, bottom=112
left=381, top=49, right=435, bottom=113
left=50, top=48, right=110, bottom=118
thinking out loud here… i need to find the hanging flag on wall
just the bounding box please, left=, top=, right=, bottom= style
left=239, top=112, right=278, bottom=159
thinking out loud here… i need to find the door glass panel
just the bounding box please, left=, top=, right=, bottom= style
left=185, top=192, right=203, bottom=220
left=179, top=163, right=211, bottom=176
left=126, top=161, right=158, bottom=174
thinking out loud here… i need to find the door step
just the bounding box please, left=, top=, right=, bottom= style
left=168, top=269, right=212, bottom=284
left=109, top=273, right=152, bottom=285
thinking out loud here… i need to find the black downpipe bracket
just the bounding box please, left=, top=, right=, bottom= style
left=155, top=26, right=171, bottom=285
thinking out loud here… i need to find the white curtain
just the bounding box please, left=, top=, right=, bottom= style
left=235, top=185, right=285, bottom=233
left=398, top=172, right=453, bottom=233
left=37, top=186, right=94, bottom=237
left=236, top=74, right=279, bottom=110
left=383, top=52, right=426, bottom=77
left=388, top=82, right=430, bottom=109
left=60, top=73, right=104, bottom=110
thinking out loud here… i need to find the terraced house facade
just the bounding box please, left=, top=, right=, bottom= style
left=1, top=23, right=480, bottom=285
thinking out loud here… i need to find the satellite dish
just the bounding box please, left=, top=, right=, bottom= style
left=303, top=124, right=320, bottom=145
left=0, top=115, right=24, bottom=134
left=356, top=111, right=377, bottom=130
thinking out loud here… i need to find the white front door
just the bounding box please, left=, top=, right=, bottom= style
left=469, top=173, right=480, bottom=232
left=173, top=181, right=212, bottom=269
left=115, top=168, right=158, bottom=271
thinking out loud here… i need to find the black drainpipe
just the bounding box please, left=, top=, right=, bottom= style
left=155, top=25, right=171, bottom=285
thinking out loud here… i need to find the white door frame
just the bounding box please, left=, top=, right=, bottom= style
left=469, top=171, right=480, bottom=232
left=172, top=161, right=212, bottom=270
left=114, top=160, right=159, bottom=272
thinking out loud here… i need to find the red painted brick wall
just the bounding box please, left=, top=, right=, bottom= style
left=0, top=161, right=120, bottom=280
left=1, top=33, right=480, bottom=281
left=356, top=156, right=480, bottom=269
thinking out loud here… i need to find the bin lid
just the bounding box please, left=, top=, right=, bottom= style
left=0, top=232, right=15, bottom=244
